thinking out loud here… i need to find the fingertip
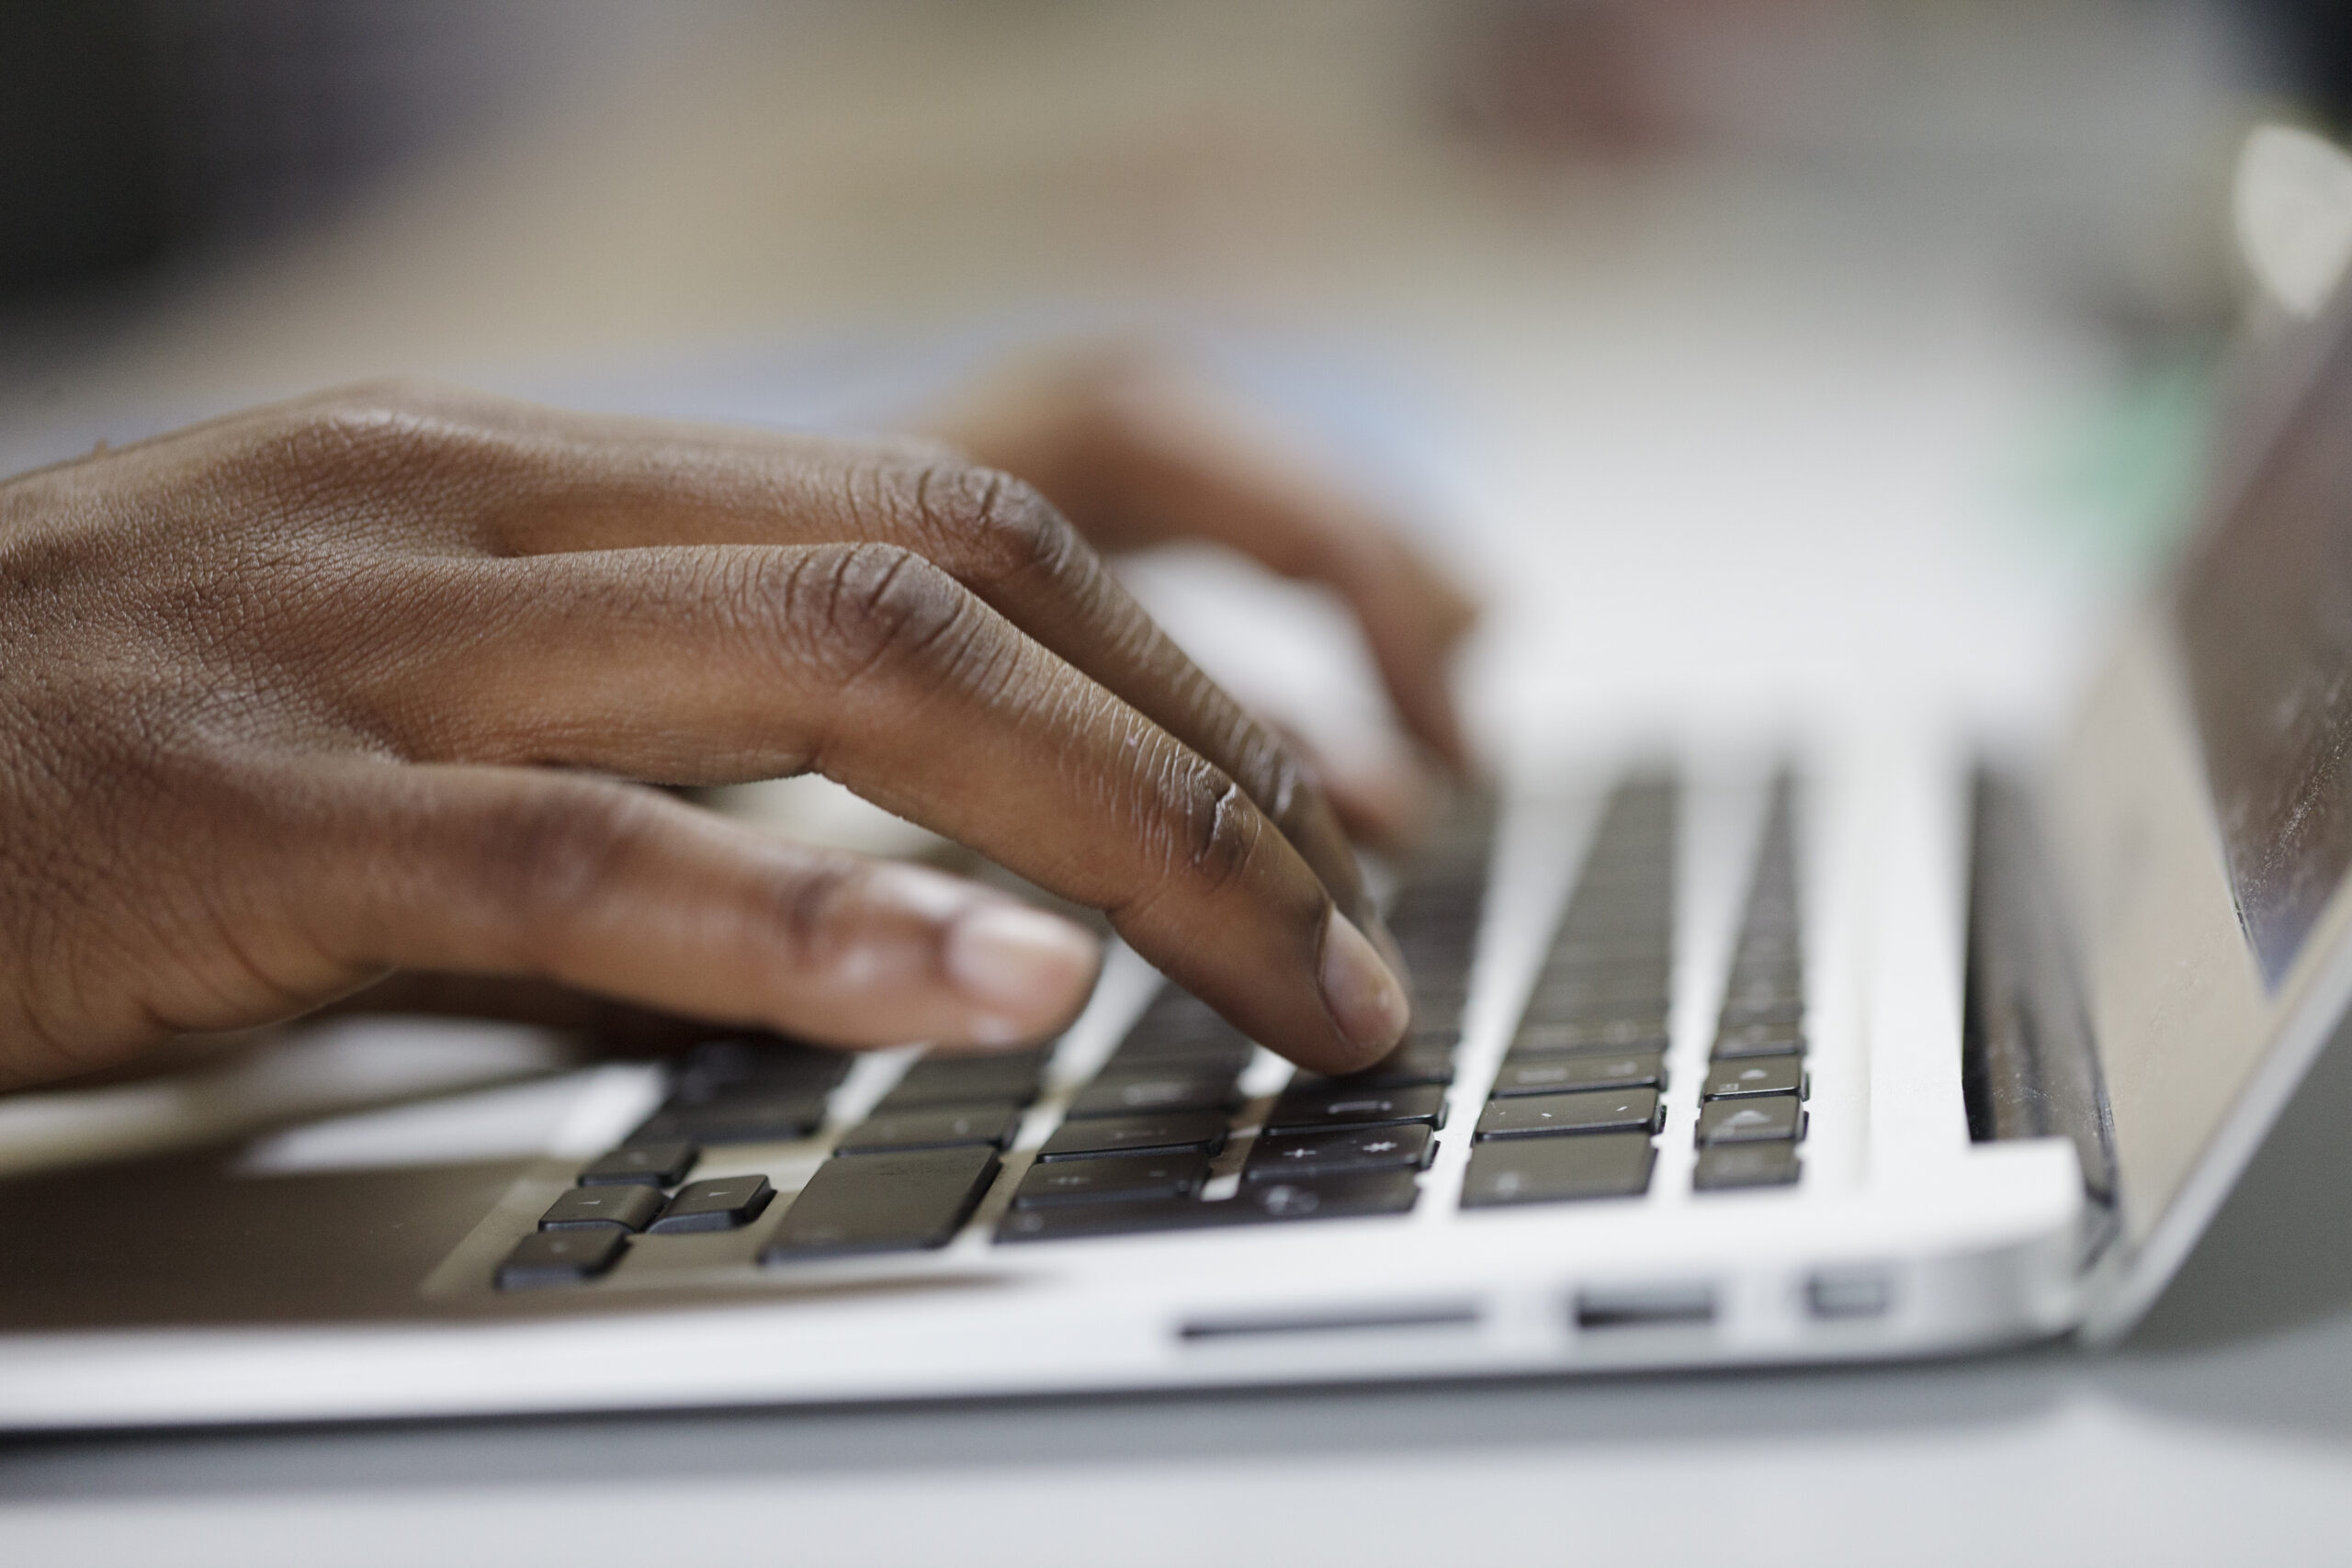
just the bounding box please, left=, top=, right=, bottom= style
left=944, top=900, right=1102, bottom=1046
left=1317, top=907, right=1410, bottom=1066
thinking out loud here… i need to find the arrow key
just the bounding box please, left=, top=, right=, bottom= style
left=1244, top=1123, right=1434, bottom=1182
left=1696, top=1096, right=1805, bottom=1145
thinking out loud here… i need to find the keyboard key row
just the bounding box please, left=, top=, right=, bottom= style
left=1462, top=1130, right=1656, bottom=1206
left=539, top=1174, right=775, bottom=1236
left=764, top=1145, right=1001, bottom=1261
left=986, top=791, right=1496, bottom=1247
left=1471, top=780, right=1678, bottom=1211
left=998, top=1168, right=1421, bottom=1244
left=627, top=1034, right=854, bottom=1146
left=1693, top=782, right=1807, bottom=1190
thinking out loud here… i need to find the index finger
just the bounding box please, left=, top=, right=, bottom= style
left=378, top=541, right=1413, bottom=1074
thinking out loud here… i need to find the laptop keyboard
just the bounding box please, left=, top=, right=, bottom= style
left=491, top=778, right=1813, bottom=1290
left=1693, top=781, right=1808, bottom=1190
left=1461, top=782, right=1671, bottom=1208
left=992, top=795, right=1489, bottom=1246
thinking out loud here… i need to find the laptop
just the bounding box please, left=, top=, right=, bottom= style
left=6, top=285, right=2352, bottom=1438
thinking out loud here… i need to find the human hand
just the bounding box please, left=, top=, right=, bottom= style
left=0, top=381, right=1417, bottom=1089
left=927, top=346, right=1479, bottom=841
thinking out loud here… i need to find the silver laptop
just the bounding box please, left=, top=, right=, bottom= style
left=4, top=293, right=2351, bottom=1432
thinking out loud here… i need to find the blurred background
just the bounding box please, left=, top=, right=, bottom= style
left=0, top=0, right=2341, bottom=770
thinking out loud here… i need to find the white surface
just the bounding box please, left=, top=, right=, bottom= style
left=3, top=1313, right=2349, bottom=1568
left=238, top=1064, right=663, bottom=1175
left=0, top=1020, right=572, bottom=1179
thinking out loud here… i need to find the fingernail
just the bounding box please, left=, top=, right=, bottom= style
left=1360, top=901, right=1415, bottom=999
left=945, top=901, right=1100, bottom=1025
left=1319, top=908, right=1409, bottom=1061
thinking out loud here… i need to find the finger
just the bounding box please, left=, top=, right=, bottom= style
left=348, top=388, right=1383, bottom=944
left=1266, top=718, right=1438, bottom=853
left=374, top=542, right=1410, bottom=1071
left=1099, top=416, right=1480, bottom=773
left=299, top=761, right=1103, bottom=1053
left=932, top=357, right=1482, bottom=772
left=319, top=973, right=733, bottom=1052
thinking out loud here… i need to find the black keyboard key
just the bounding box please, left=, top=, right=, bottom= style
left=671, top=1035, right=851, bottom=1101
left=1719, top=973, right=1803, bottom=1010
left=1287, top=1036, right=1456, bottom=1093
left=1102, top=1045, right=1258, bottom=1088
left=1393, top=931, right=1476, bottom=970
left=995, top=1168, right=1419, bottom=1244
left=1066, top=1069, right=1240, bottom=1119
left=1461, top=1130, right=1655, bottom=1205
left=539, top=1184, right=664, bottom=1232
left=580, top=1141, right=697, bottom=1187
left=495, top=1228, right=628, bottom=1289
left=1702, top=1055, right=1806, bottom=1100
left=1696, top=1096, right=1805, bottom=1145
left=1512, top=1018, right=1669, bottom=1056
left=646, top=1174, right=775, bottom=1234
left=1036, top=1110, right=1228, bottom=1161
left=1694, top=1143, right=1803, bottom=1190
left=631, top=1090, right=828, bottom=1145
left=1727, top=951, right=1803, bottom=985
left=1245, top=1122, right=1432, bottom=1180
left=1403, top=989, right=1468, bottom=1032
left=1491, top=1050, right=1665, bottom=1098
left=1739, top=934, right=1797, bottom=964
left=874, top=1072, right=1042, bottom=1116
left=763, top=1145, right=1001, bottom=1260
left=874, top=1051, right=1047, bottom=1111
left=1262, top=1081, right=1448, bottom=1136
left=995, top=1197, right=1211, bottom=1243
left=1547, top=934, right=1671, bottom=967
left=1545, top=935, right=1668, bottom=967
left=1713, top=1021, right=1807, bottom=1059
left=1012, top=1152, right=1210, bottom=1208
left=835, top=1101, right=1023, bottom=1155
left=1226, top=1168, right=1420, bottom=1224
left=1562, top=913, right=1669, bottom=938
left=1475, top=1088, right=1661, bottom=1139
left=1720, top=998, right=1804, bottom=1030
left=1525, top=976, right=1672, bottom=1021
left=1117, top=993, right=1250, bottom=1053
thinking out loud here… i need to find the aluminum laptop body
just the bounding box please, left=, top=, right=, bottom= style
left=5, top=300, right=2352, bottom=1430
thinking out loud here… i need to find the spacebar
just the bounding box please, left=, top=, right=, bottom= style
left=761, top=1146, right=1001, bottom=1262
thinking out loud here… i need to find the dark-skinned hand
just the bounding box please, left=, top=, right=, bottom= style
left=0, top=360, right=1476, bottom=1091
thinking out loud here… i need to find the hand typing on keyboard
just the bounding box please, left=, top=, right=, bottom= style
left=0, top=354, right=1475, bottom=1089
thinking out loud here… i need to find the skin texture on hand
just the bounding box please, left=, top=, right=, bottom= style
left=0, top=378, right=1462, bottom=1091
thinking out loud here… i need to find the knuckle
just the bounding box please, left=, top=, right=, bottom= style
left=907, top=463, right=1081, bottom=588
left=758, top=850, right=868, bottom=972
left=786, top=540, right=978, bottom=685
left=227, top=380, right=507, bottom=513
left=1226, top=722, right=1312, bottom=827
left=1162, top=759, right=1260, bottom=899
